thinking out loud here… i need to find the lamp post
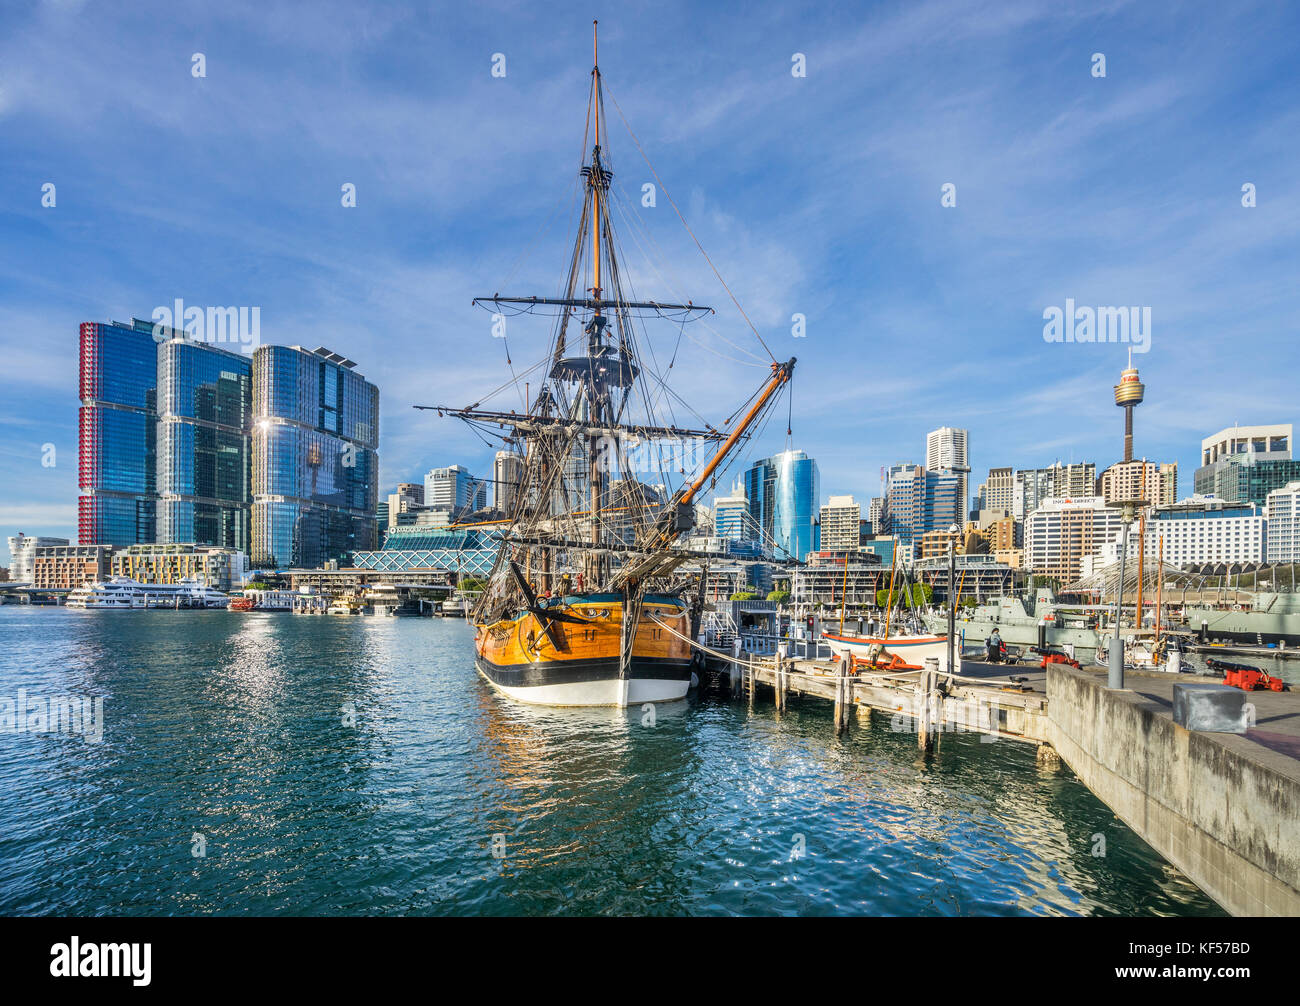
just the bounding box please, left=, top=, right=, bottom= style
left=1107, top=501, right=1136, bottom=689
left=947, top=523, right=959, bottom=674
left=944, top=464, right=970, bottom=676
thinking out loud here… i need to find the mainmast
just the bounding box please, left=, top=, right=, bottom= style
left=587, top=19, right=606, bottom=576
left=591, top=20, right=602, bottom=309
left=426, top=22, right=795, bottom=615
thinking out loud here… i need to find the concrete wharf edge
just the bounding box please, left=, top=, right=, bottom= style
left=1045, top=664, right=1300, bottom=917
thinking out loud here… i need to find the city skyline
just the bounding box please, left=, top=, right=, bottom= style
left=3, top=1, right=1299, bottom=563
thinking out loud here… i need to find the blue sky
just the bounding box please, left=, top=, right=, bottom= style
left=2, top=0, right=1297, bottom=563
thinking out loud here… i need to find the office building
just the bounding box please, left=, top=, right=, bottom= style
left=884, top=463, right=962, bottom=558
left=744, top=449, right=820, bottom=561
left=156, top=336, right=253, bottom=551
left=713, top=481, right=750, bottom=541
left=78, top=319, right=160, bottom=545
left=424, top=465, right=486, bottom=514
left=926, top=427, right=969, bottom=514
left=819, top=495, right=861, bottom=552
left=1023, top=496, right=1126, bottom=584
left=7, top=533, right=70, bottom=583
left=386, top=483, right=424, bottom=529
left=867, top=497, right=886, bottom=536
left=1194, top=424, right=1300, bottom=505
left=492, top=452, right=524, bottom=516
left=251, top=345, right=379, bottom=568
left=1265, top=482, right=1300, bottom=565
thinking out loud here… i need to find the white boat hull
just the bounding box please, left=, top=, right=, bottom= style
left=821, top=631, right=954, bottom=670
left=476, top=668, right=690, bottom=707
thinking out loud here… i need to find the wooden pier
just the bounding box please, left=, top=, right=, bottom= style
left=727, top=651, right=1054, bottom=756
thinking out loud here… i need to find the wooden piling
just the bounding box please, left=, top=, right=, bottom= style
left=918, top=657, right=940, bottom=752
left=834, top=652, right=852, bottom=735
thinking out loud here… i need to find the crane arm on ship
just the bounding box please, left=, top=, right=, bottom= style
left=613, top=356, right=796, bottom=588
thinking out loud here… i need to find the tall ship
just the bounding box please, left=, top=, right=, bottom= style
left=426, top=24, right=795, bottom=706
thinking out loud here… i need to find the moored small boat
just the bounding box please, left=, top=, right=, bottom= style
left=821, top=629, right=951, bottom=670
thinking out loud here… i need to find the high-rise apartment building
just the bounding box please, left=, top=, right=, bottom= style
left=744, top=449, right=820, bottom=560
left=926, top=427, right=969, bottom=514
left=251, top=345, right=379, bottom=568
left=7, top=533, right=71, bottom=582
left=1096, top=460, right=1177, bottom=508
left=78, top=319, right=160, bottom=545
left=1012, top=462, right=1098, bottom=519
left=819, top=495, right=861, bottom=552
left=983, top=467, right=1014, bottom=512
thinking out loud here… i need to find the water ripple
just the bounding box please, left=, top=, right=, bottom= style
left=0, top=608, right=1224, bottom=916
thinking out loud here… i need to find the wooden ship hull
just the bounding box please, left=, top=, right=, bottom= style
left=474, top=595, right=693, bottom=705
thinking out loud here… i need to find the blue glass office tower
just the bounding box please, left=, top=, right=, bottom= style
left=156, top=338, right=253, bottom=550
left=885, top=463, right=962, bottom=558
left=744, top=449, right=820, bottom=560
left=78, top=320, right=159, bottom=546
left=251, top=345, right=379, bottom=568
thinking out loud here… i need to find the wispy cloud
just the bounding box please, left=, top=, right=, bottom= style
left=1, top=0, right=1297, bottom=560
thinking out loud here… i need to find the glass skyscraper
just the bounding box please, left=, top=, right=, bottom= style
left=78, top=320, right=159, bottom=546
left=251, top=345, right=379, bottom=568
left=884, top=462, right=962, bottom=559
left=156, top=338, right=253, bottom=550
left=744, top=449, right=820, bottom=560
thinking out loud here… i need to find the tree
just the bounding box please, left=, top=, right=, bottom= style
left=729, top=591, right=758, bottom=601
left=767, top=589, right=791, bottom=603
left=459, top=575, right=489, bottom=593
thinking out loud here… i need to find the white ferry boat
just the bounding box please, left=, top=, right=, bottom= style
left=67, top=576, right=229, bottom=609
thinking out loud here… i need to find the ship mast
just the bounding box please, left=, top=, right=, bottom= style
left=587, top=19, right=606, bottom=579
left=424, top=22, right=797, bottom=618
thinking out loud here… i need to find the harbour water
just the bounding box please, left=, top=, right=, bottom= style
left=0, top=608, right=1223, bottom=916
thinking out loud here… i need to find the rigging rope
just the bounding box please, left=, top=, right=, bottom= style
left=605, top=82, right=778, bottom=366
